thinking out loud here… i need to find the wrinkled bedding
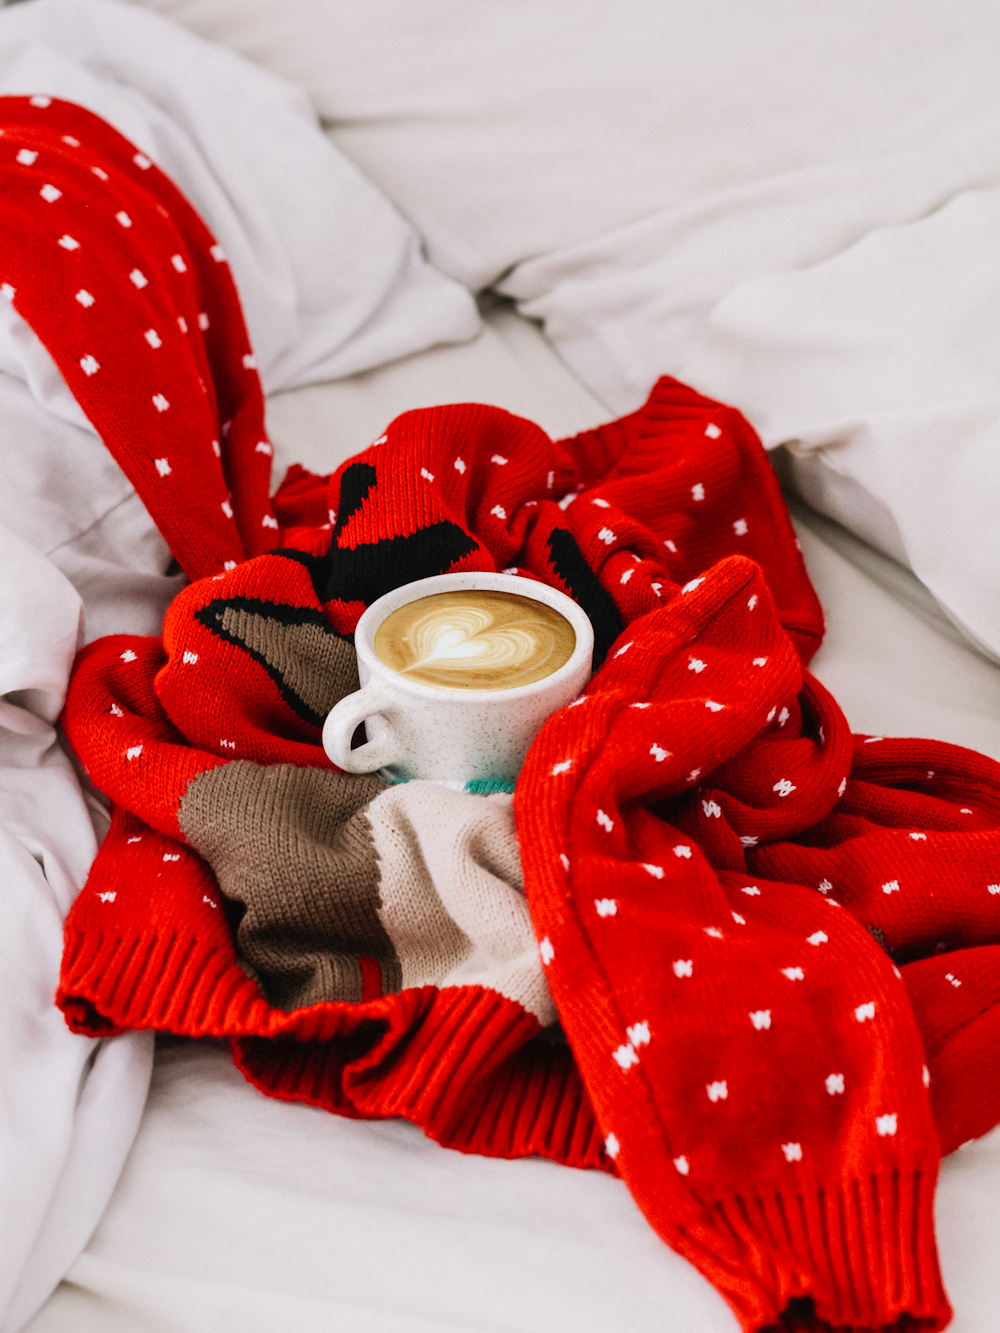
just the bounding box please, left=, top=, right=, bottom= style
left=128, top=0, right=1000, bottom=666
left=5, top=0, right=1000, bottom=1329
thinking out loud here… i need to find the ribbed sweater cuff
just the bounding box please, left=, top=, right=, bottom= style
left=234, top=985, right=606, bottom=1165
left=650, top=1163, right=950, bottom=1332
left=58, top=923, right=606, bottom=1171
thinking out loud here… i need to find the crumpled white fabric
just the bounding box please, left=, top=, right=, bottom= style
left=681, top=186, right=1000, bottom=663
left=0, top=0, right=479, bottom=414
left=0, top=520, right=154, bottom=1333
left=122, top=0, right=1000, bottom=416
left=0, top=368, right=184, bottom=644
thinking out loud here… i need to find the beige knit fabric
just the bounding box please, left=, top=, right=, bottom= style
left=178, top=759, right=554, bottom=1024
left=366, top=783, right=555, bottom=1026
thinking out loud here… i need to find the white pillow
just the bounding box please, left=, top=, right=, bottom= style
left=682, top=186, right=1000, bottom=664
left=122, top=0, right=1000, bottom=411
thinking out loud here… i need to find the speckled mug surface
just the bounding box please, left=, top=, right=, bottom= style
left=322, top=572, right=594, bottom=783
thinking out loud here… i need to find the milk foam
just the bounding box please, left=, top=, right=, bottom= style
left=374, top=589, right=576, bottom=690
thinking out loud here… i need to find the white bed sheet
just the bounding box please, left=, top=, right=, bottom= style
left=125, top=0, right=1000, bottom=414
left=23, top=303, right=1000, bottom=1333
left=0, top=519, right=155, bottom=1333
left=680, top=186, right=1000, bottom=668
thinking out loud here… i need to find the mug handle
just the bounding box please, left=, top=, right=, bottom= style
left=322, top=681, right=400, bottom=774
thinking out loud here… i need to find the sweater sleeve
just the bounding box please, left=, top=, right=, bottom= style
left=516, top=554, right=950, bottom=1332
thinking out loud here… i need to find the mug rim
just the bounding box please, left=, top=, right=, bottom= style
left=352, top=571, right=595, bottom=701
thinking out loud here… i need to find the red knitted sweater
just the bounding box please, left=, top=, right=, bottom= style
left=9, top=96, right=1000, bottom=1333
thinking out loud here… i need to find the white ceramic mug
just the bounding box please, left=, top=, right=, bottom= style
left=322, top=571, right=594, bottom=783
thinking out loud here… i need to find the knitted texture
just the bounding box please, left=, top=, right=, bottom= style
left=269, top=378, right=824, bottom=667
left=515, top=562, right=979, bottom=1330
left=0, top=95, right=279, bottom=580
left=17, top=95, right=1000, bottom=1333
left=61, top=393, right=1000, bottom=1330
left=58, top=373, right=817, bottom=1180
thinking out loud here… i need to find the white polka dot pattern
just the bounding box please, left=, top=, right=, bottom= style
left=0, top=95, right=280, bottom=579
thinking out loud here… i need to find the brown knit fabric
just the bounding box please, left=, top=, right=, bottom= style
left=216, top=605, right=359, bottom=721
left=178, top=761, right=393, bottom=1010
left=188, top=596, right=360, bottom=729
left=177, top=760, right=554, bottom=1022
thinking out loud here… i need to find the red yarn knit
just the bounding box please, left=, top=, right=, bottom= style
left=0, top=95, right=278, bottom=579
left=517, top=570, right=954, bottom=1330
left=58, top=378, right=823, bottom=1172
left=12, top=95, right=1000, bottom=1333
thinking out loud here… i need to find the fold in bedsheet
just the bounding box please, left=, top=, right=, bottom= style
left=124, top=0, right=1000, bottom=416
left=682, top=186, right=1000, bottom=671
left=0, top=521, right=154, bottom=1333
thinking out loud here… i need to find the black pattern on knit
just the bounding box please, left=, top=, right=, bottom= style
left=546, top=527, right=624, bottom=670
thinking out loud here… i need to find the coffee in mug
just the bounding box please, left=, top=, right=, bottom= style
left=373, top=589, right=576, bottom=692
left=322, top=572, right=594, bottom=784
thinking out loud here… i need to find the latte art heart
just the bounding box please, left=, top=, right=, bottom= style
left=374, top=590, right=576, bottom=690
